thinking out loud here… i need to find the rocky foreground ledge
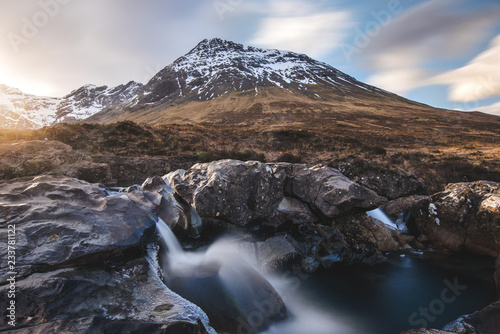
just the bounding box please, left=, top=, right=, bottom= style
left=0, top=159, right=498, bottom=333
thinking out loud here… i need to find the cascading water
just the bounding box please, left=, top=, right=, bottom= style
left=155, top=218, right=287, bottom=334
left=154, top=218, right=495, bottom=334
left=367, top=208, right=399, bottom=230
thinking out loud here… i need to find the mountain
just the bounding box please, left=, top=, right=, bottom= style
left=88, top=38, right=434, bottom=126
left=2, top=38, right=498, bottom=129
left=0, top=81, right=142, bottom=129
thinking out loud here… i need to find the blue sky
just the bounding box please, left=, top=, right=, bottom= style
left=1, top=0, right=499, bottom=115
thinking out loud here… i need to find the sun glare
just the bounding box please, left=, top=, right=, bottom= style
left=0, top=66, right=55, bottom=97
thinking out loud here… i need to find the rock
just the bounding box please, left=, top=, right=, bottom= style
left=333, top=213, right=404, bottom=264
left=496, top=255, right=500, bottom=296
left=166, top=160, right=385, bottom=228
left=256, top=235, right=301, bottom=272
left=0, top=257, right=214, bottom=333
left=166, top=160, right=290, bottom=226
left=138, top=176, right=202, bottom=238
left=289, top=164, right=387, bottom=218
left=339, top=162, right=427, bottom=200
left=0, top=175, right=216, bottom=333
left=0, top=175, right=156, bottom=280
left=443, top=301, right=500, bottom=334
left=382, top=195, right=431, bottom=217
left=400, top=329, right=455, bottom=334
left=407, top=181, right=500, bottom=257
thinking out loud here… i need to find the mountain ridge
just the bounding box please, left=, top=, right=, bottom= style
left=1, top=38, right=499, bottom=129
left=0, top=81, right=142, bottom=129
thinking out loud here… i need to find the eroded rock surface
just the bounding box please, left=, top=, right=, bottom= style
left=0, top=175, right=214, bottom=333
left=407, top=181, right=500, bottom=257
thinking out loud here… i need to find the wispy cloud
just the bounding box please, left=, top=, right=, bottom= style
left=429, top=34, right=500, bottom=103
left=361, top=0, right=500, bottom=94
left=249, top=0, right=352, bottom=57
left=470, top=101, right=500, bottom=116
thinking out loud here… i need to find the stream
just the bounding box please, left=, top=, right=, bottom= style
left=156, top=218, right=496, bottom=334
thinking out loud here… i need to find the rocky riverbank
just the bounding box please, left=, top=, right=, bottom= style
left=0, top=158, right=498, bottom=333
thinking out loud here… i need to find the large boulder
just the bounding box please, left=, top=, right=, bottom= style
left=340, top=162, right=427, bottom=200
left=0, top=175, right=156, bottom=280
left=0, top=257, right=214, bottom=333
left=166, top=160, right=385, bottom=228
left=166, top=160, right=289, bottom=227
left=407, top=181, right=500, bottom=257
left=402, top=301, right=500, bottom=334
left=443, top=301, right=500, bottom=333
left=0, top=175, right=216, bottom=333
left=289, top=164, right=386, bottom=218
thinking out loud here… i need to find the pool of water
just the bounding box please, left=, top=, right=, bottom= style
left=264, top=252, right=496, bottom=334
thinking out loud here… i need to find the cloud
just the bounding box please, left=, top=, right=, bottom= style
left=466, top=101, right=500, bottom=116
left=367, top=69, right=429, bottom=94
left=249, top=0, right=352, bottom=57
left=0, top=0, right=218, bottom=96
left=360, top=0, right=500, bottom=94
left=428, top=34, right=500, bottom=103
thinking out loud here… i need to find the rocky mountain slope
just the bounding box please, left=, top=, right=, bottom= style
left=89, top=38, right=435, bottom=126
left=0, top=81, right=142, bottom=129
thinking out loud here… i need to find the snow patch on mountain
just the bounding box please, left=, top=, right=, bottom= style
left=0, top=82, right=142, bottom=129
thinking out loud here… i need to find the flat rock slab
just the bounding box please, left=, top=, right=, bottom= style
left=0, top=175, right=156, bottom=279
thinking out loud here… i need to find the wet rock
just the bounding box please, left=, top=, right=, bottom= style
left=443, top=301, right=500, bottom=334
left=0, top=175, right=156, bottom=280
left=138, top=176, right=202, bottom=238
left=400, top=329, right=455, bottom=334
left=333, top=214, right=404, bottom=264
left=407, top=181, right=500, bottom=257
left=0, top=258, right=214, bottom=333
left=256, top=235, right=301, bottom=272
left=382, top=195, right=431, bottom=217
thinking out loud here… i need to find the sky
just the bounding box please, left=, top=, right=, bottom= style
left=1, top=0, right=499, bottom=115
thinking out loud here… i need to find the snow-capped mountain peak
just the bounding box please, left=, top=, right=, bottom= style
left=129, top=38, right=385, bottom=106
left=0, top=81, right=143, bottom=129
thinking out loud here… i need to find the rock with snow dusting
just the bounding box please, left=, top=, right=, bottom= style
left=407, top=181, right=500, bottom=257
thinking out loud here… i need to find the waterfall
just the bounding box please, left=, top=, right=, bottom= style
left=156, top=218, right=184, bottom=259
left=154, top=219, right=288, bottom=334
left=367, top=208, right=399, bottom=230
